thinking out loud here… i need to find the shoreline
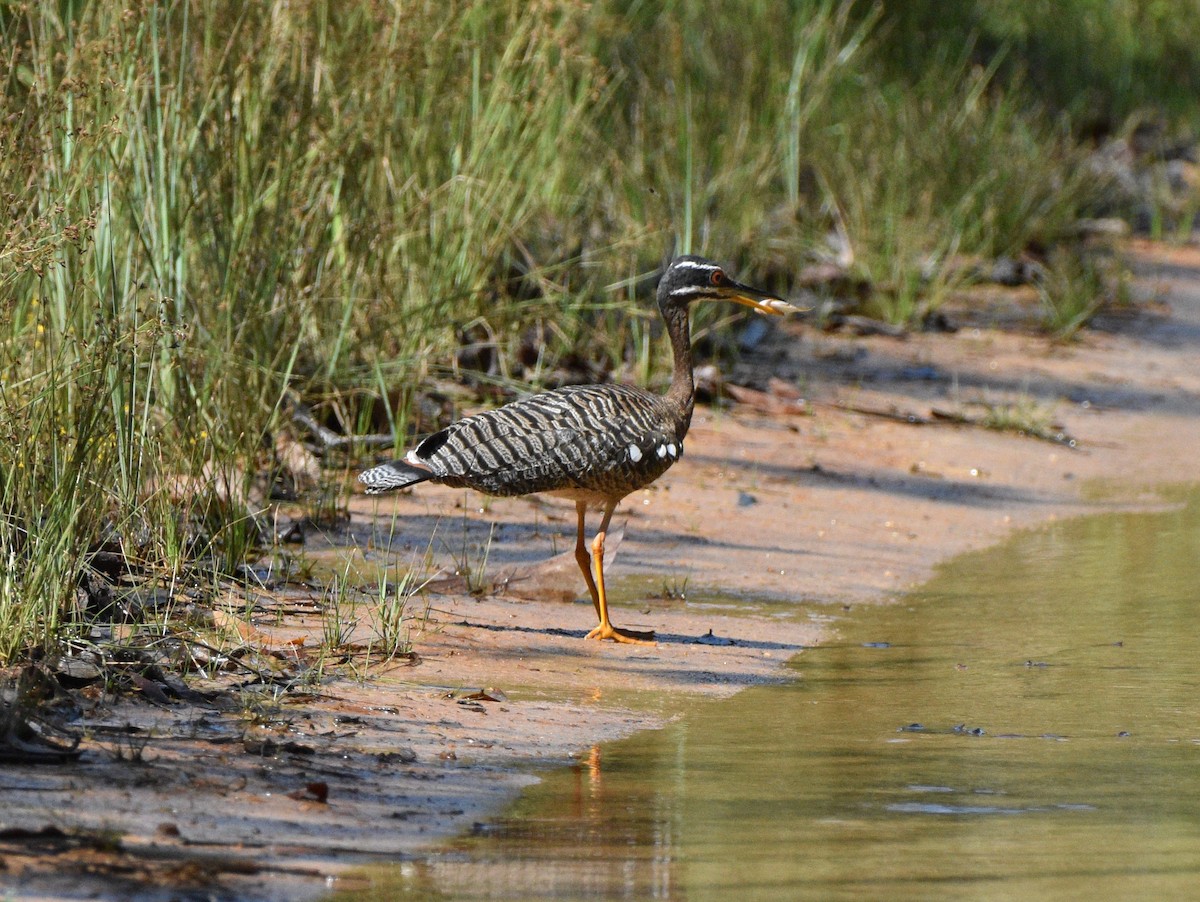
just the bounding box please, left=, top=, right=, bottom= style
left=3, top=241, right=1200, bottom=901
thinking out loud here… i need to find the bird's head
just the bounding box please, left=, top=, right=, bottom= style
left=656, top=255, right=800, bottom=317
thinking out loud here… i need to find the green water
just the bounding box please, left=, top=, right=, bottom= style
left=347, top=492, right=1200, bottom=900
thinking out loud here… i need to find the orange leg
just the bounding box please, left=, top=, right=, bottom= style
left=579, top=501, right=655, bottom=645
left=574, top=501, right=602, bottom=623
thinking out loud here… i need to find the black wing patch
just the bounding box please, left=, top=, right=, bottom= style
left=414, top=428, right=451, bottom=460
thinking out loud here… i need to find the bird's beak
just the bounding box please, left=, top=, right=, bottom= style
left=721, top=280, right=805, bottom=316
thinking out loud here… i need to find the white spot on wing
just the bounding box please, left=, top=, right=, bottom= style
left=666, top=443, right=677, bottom=458
left=628, top=443, right=643, bottom=463
left=656, top=444, right=667, bottom=458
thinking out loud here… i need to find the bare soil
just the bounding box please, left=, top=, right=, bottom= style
left=3, top=240, right=1200, bottom=901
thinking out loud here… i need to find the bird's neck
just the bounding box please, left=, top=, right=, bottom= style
left=664, top=307, right=696, bottom=435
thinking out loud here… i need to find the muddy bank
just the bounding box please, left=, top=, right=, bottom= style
left=3, top=241, right=1200, bottom=901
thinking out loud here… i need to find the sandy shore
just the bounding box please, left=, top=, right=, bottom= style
left=3, top=241, right=1199, bottom=901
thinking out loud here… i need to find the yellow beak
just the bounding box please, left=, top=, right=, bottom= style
left=722, top=280, right=805, bottom=316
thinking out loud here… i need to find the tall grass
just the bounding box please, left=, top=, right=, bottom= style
left=871, top=0, right=1200, bottom=131
left=804, top=61, right=1099, bottom=324
left=0, top=0, right=600, bottom=662
left=0, top=0, right=1193, bottom=662
left=573, top=1, right=1104, bottom=328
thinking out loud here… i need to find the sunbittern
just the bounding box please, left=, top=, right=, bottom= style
left=360, top=256, right=798, bottom=644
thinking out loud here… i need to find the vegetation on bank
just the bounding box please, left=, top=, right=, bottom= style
left=1, top=0, right=1198, bottom=663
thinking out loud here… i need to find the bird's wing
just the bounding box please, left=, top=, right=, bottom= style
left=410, top=385, right=679, bottom=496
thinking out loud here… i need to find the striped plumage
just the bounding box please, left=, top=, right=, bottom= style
left=361, top=256, right=797, bottom=643
left=359, top=383, right=685, bottom=500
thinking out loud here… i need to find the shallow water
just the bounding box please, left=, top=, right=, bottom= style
left=342, top=490, right=1200, bottom=900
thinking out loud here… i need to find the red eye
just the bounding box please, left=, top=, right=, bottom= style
left=710, top=269, right=724, bottom=285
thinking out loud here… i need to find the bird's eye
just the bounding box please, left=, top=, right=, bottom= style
left=710, top=269, right=724, bottom=285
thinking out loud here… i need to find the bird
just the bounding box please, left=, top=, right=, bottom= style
left=359, top=256, right=799, bottom=644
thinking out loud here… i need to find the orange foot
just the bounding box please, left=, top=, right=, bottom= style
left=585, top=623, right=656, bottom=645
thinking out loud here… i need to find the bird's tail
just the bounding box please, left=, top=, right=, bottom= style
left=358, top=459, right=432, bottom=494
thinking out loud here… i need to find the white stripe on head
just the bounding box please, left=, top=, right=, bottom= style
left=672, top=259, right=719, bottom=273
left=669, top=284, right=717, bottom=299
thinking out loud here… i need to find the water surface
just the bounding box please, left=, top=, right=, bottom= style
left=341, top=491, right=1200, bottom=900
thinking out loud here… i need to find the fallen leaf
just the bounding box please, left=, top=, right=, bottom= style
left=127, top=672, right=171, bottom=706
left=285, top=781, right=329, bottom=803
left=451, top=687, right=509, bottom=703
left=725, top=383, right=808, bottom=416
